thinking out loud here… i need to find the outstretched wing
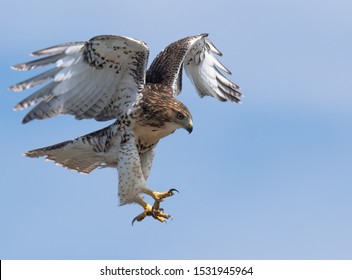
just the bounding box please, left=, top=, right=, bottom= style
left=146, top=33, right=242, bottom=102
left=10, top=35, right=149, bottom=123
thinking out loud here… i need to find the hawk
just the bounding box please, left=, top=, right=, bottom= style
left=10, top=34, right=242, bottom=224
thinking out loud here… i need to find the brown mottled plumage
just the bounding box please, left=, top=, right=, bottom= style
left=10, top=34, right=242, bottom=223
left=138, top=84, right=192, bottom=128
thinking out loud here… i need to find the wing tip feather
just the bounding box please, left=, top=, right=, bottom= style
left=13, top=101, right=31, bottom=111
left=9, top=84, right=20, bottom=92
left=11, top=63, right=32, bottom=71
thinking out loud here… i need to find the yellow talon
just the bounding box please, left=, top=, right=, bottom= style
left=132, top=189, right=178, bottom=224
left=149, top=188, right=179, bottom=201
left=132, top=201, right=171, bottom=225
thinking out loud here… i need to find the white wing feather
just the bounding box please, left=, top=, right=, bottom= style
left=10, top=35, right=149, bottom=123
left=184, top=36, right=242, bottom=102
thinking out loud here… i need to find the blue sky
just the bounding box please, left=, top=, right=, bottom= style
left=1, top=0, right=351, bottom=259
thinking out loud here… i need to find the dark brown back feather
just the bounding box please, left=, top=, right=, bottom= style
left=146, top=34, right=207, bottom=94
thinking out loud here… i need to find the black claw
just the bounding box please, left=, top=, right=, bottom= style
left=131, top=217, right=138, bottom=226
left=151, top=207, right=157, bottom=219
left=168, top=188, right=179, bottom=194
left=151, top=207, right=165, bottom=218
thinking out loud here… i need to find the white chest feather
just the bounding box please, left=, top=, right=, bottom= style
left=133, top=122, right=178, bottom=148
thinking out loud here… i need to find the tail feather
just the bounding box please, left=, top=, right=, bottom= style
left=25, top=125, right=118, bottom=174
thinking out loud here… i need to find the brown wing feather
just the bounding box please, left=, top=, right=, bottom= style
left=146, top=33, right=242, bottom=102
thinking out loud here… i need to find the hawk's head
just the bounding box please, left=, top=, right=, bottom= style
left=140, top=84, right=193, bottom=134
left=165, top=99, right=193, bottom=134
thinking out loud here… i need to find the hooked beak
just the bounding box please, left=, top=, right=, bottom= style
left=185, top=119, right=193, bottom=134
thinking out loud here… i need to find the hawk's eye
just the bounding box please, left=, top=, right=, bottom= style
left=176, top=112, right=185, bottom=120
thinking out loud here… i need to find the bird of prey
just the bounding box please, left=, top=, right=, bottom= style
left=10, top=33, right=242, bottom=224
